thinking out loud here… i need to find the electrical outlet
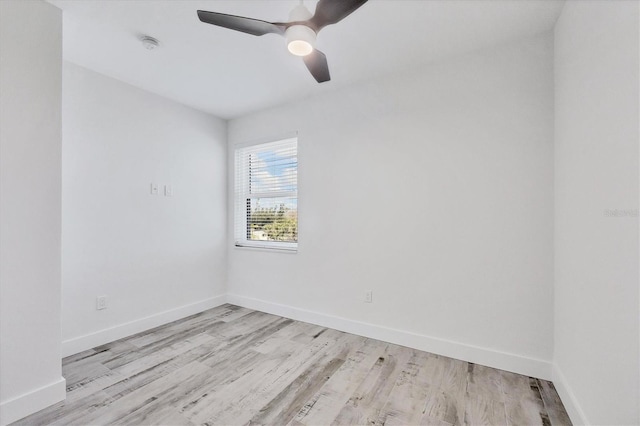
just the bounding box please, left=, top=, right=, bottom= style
left=164, top=184, right=173, bottom=197
left=96, top=296, right=108, bottom=310
left=365, top=291, right=373, bottom=303
left=150, top=183, right=159, bottom=195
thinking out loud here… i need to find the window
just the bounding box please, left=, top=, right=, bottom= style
left=234, top=138, right=298, bottom=251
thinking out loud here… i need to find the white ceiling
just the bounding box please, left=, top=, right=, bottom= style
left=48, top=0, right=565, bottom=119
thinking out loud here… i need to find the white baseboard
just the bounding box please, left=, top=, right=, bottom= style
left=0, top=377, right=66, bottom=426
left=226, top=294, right=552, bottom=380
left=61, top=295, right=227, bottom=357
left=552, top=363, right=589, bottom=425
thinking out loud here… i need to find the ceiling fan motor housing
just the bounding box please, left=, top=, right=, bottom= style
left=286, top=4, right=315, bottom=56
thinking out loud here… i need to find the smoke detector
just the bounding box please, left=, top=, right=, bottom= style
left=140, top=36, right=160, bottom=50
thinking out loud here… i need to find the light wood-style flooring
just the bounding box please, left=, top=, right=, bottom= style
left=14, top=304, right=571, bottom=426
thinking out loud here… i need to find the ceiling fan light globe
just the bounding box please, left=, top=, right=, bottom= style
left=288, top=40, right=313, bottom=56
left=286, top=24, right=316, bottom=56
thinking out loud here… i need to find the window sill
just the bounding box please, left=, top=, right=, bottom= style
left=234, top=243, right=298, bottom=253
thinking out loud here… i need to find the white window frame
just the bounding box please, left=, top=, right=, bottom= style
left=234, top=137, right=298, bottom=252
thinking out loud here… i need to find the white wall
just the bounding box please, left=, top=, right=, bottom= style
left=0, top=1, right=66, bottom=424
left=61, top=62, right=227, bottom=355
left=227, top=34, right=555, bottom=378
left=553, top=1, right=639, bottom=425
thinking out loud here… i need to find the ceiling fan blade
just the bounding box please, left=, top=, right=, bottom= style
left=197, top=10, right=285, bottom=36
left=309, top=0, right=368, bottom=31
left=303, top=49, right=331, bottom=83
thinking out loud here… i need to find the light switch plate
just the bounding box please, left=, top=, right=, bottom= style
left=164, top=185, right=173, bottom=197
left=150, top=183, right=159, bottom=195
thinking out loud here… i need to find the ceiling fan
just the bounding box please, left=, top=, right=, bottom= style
left=197, top=0, right=369, bottom=83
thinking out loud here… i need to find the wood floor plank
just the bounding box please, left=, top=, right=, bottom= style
left=73, top=361, right=213, bottom=425
left=419, top=415, right=455, bottom=426
left=421, top=357, right=468, bottom=425
left=375, top=350, right=441, bottom=426
left=189, top=329, right=350, bottom=425
left=466, top=363, right=504, bottom=402
left=537, top=379, right=572, bottom=426
left=12, top=305, right=572, bottom=426
left=216, top=304, right=255, bottom=322
left=500, top=372, right=550, bottom=426
left=62, top=348, right=97, bottom=364
left=290, top=324, right=328, bottom=345
left=332, top=343, right=414, bottom=426
left=198, top=317, right=295, bottom=368
left=63, top=358, right=114, bottom=392
left=100, top=340, right=224, bottom=403
left=252, top=321, right=319, bottom=354
left=104, top=324, right=224, bottom=372
left=63, top=340, right=138, bottom=371
left=125, top=304, right=247, bottom=349
left=463, top=394, right=507, bottom=426
left=291, top=337, right=387, bottom=426
left=65, top=367, right=126, bottom=404
left=11, top=390, right=115, bottom=426
left=114, top=400, right=195, bottom=426
left=422, top=387, right=464, bottom=425
left=112, top=332, right=215, bottom=377
left=248, top=347, right=348, bottom=425
left=207, top=310, right=283, bottom=341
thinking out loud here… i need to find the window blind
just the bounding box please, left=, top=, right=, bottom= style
left=234, top=138, right=298, bottom=249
